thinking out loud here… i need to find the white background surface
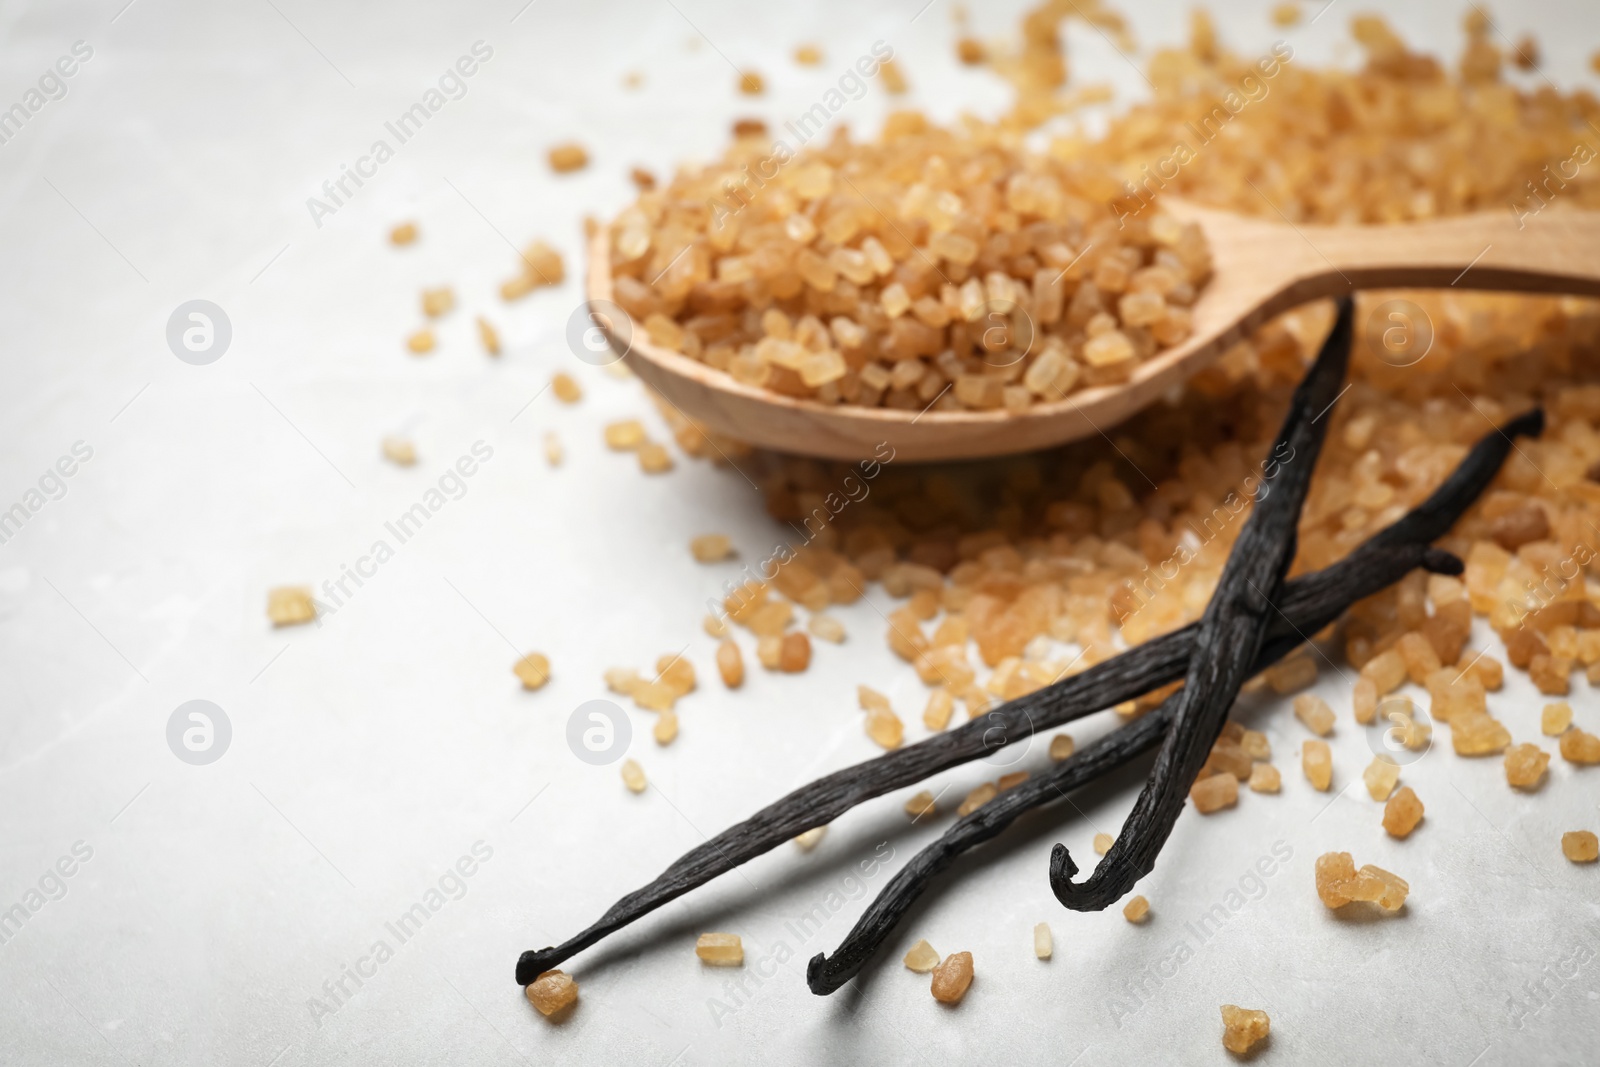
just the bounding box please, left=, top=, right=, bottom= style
left=2, top=1, right=1599, bottom=1064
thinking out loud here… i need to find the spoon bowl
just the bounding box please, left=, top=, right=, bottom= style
left=585, top=202, right=1600, bottom=462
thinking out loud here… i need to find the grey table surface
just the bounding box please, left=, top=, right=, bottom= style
left=2, top=0, right=1599, bottom=1064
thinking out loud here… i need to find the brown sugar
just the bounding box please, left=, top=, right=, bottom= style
left=525, top=969, right=578, bottom=1016
left=1248, top=763, right=1281, bottom=793
left=930, top=951, right=974, bottom=1004
left=1562, top=831, right=1599, bottom=863
left=777, top=631, right=811, bottom=671
left=716, top=638, right=744, bottom=688
left=1316, top=852, right=1407, bottom=911
left=1293, top=693, right=1335, bottom=736
left=548, top=142, right=589, bottom=173
left=1382, top=786, right=1424, bottom=838
left=1302, top=740, right=1332, bottom=791
left=513, top=653, right=551, bottom=691
left=1190, top=772, right=1238, bottom=814
left=904, top=790, right=937, bottom=819
left=866, top=707, right=904, bottom=750
left=1559, top=728, right=1600, bottom=765
left=957, top=782, right=997, bottom=816
left=1504, top=743, right=1551, bottom=790
left=695, top=932, right=744, bottom=966
left=904, top=938, right=939, bottom=972
left=1362, top=756, right=1400, bottom=801
left=267, top=586, right=316, bottom=627
left=1542, top=702, right=1573, bottom=735
left=1220, top=1004, right=1270, bottom=1055
left=1451, top=713, right=1511, bottom=756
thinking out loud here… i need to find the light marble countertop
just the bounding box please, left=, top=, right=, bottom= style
left=2, top=1, right=1598, bottom=1063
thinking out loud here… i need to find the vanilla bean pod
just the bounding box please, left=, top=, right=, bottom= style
left=806, top=406, right=1546, bottom=991
left=1047, top=298, right=1353, bottom=910
left=515, top=398, right=1544, bottom=987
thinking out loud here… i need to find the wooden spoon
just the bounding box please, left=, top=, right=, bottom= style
left=584, top=203, right=1600, bottom=462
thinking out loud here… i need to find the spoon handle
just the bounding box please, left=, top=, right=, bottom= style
left=1309, top=209, right=1600, bottom=295
left=1238, top=207, right=1600, bottom=300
